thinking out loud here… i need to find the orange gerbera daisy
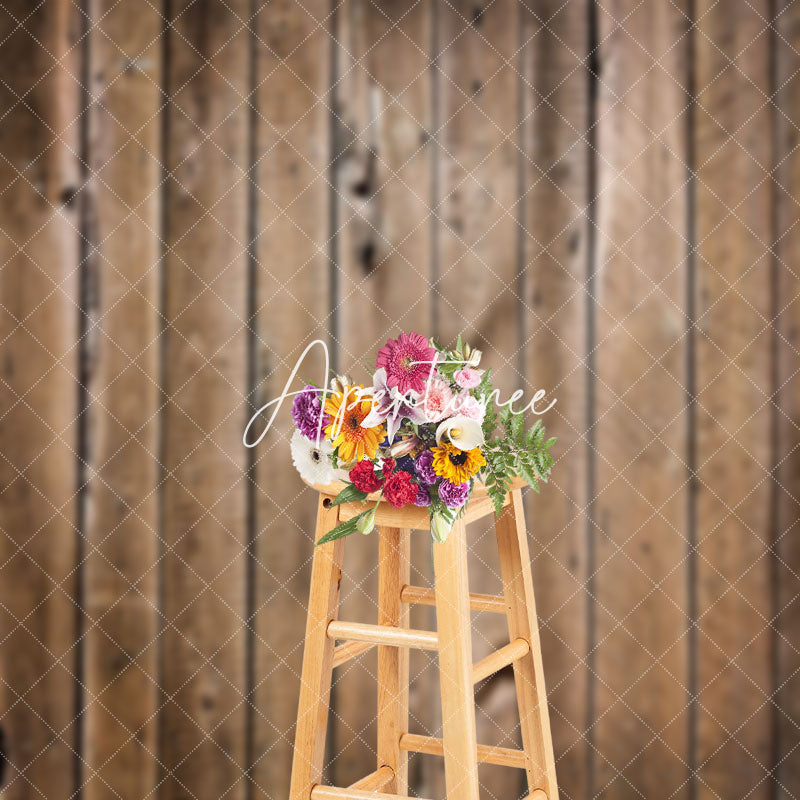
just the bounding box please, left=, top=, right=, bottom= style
left=324, top=386, right=384, bottom=463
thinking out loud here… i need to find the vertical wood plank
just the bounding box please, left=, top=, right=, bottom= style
left=591, top=2, right=692, bottom=797
left=434, top=3, right=525, bottom=796
left=160, top=2, right=250, bottom=798
left=495, top=490, right=558, bottom=798
left=376, top=526, right=410, bottom=794
left=435, top=0, right=521, bottom=391
left=251, top=2, right=332, bottom=797
left=773, top=2, right=800, bottom=797
left=334, top=0, right=433, bottom=367
left=694, top=2, right=774, bottom=797
left=519, top=2, right=591, bottom=796
left=289, top=499, right=344, bottom=800
left=432, top=519, right=479, bottom=800
left=332, top=0, right=433, bottom=788
left=0, top=2, right=82, bottom=799
left=83, top=1, right=162, bottom=798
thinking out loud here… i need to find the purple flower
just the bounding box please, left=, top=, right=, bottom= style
left=291, top=385, right=329, bottom=441
left=438, top=479, right=470, bottom=509
left=414, top=450, right=437, bottom=485
left=413, top=485, right=432, bottom=507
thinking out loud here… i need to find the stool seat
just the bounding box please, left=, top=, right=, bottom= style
left=302, top=476, right=528, bottom=530
left=288, top=482, right=559, bottom=800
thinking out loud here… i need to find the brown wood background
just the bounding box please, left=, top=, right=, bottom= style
left=0, top=1, right=798, bottom=799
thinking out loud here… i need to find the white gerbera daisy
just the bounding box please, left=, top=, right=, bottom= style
left=290, top=429, right=336, bottom=485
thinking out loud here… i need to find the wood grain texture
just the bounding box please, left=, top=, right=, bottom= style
left=518, top=1, right=591, bottom=795
left=83, top=2, right=162, bottom=798
left=591, top=2, right=692, bottom=797
left=376, top=526, right=410, bottom=793
left=160, top=2, right=250, bottom=799
left=0, top=2, right=795, bottom=796
left=311, top=786, right=425, bottom=800
left=333, top=640, right=375, bottom=669
left=0, top=3, right=81, bottom=800
left=434, top=4, right=525, bottom=795
left=472, top=638, right=530, bottom=685
left=332, top=0, right=434, bottom=787
left=348, top=765, right=394, bottom=791
left=432, top=518, right=480, bottom=800
left=496, top=491, right=559, bottom=797
left=400, top=585, right=506, bottom=614
left=773, top=3, right=800, bottom=797
left=289, top=499, right=344, bottom=800
left=435, top=0, right=522, bottom=392
left=399, top=732, right=527, bottom=769
left=327, top=621, right=437, bottom=651
left=251, top=1, right=332, bottom=797
left=694, top=2, right=774, bottom=798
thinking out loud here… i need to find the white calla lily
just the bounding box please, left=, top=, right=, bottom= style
left=435, top=415, right=484, bottom=450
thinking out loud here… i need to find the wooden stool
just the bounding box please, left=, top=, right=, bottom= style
left=289, top=479, right=558, bottom=800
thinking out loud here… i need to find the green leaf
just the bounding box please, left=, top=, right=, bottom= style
left=482, top=404, right=498, bottom=439
left=489, top=485, right=506, bottom=517
left=519, top=461, right=537, bottom=488
left=316, top=509, right=372, bottom=545
left=330, top=484, right=369, bottom=507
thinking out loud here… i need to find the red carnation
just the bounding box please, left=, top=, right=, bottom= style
left=383, top=470, right=417, bottom=509
left=381, top=458, right=396, bottom=479
left=349, top=460, right=383, bottom=493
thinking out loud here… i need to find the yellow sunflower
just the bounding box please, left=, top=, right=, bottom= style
left=324, top=386, right=384, bottom=462
left=431, top=442, right=486, bottom=484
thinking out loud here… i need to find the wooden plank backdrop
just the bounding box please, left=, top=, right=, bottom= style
left=251, top=1, right=331, bottom=798
left=84, top=3, right=162, bottom=800
left=0, top=3, right=798, bottom=800
left=520, top=1, right=591, bottom=798
left=0, top=4, right=81, bottom=800
left=591, top=3, right=691, bottom=797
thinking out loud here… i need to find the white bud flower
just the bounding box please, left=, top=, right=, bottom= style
left=389, top=436, right=419, bottom=458
left=356, top=507, right=376, bottom=536
left=431, top=513, right=453, bottom=544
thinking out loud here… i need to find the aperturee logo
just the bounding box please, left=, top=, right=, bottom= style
left=243, top=335, right=557, bottom=543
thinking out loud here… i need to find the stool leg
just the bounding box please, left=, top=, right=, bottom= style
left=495, top=489, right=559, bottom=799
left=376, top=526, right=411, bottom=793
left=433, top=518, right=480, bottom=800
left=289, top=497, right=344, bottom=800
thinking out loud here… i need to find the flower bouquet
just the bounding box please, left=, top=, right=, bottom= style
left=289, top=332, right=555, bottom=544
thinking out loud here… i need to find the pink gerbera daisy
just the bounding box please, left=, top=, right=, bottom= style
left=376, top=332, right=436, bottom=395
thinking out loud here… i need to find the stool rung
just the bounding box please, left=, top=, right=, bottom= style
left=311, top=787, right=429, bottom=800
left=399, top=733, right=527, bottom=769
left=347, top=765, right=393, bottom=791
left=332, top=640, right=375, bottom=668
left=400, top=584, right=507, bottom=614
left=472, top=637, right=530, bottom=684
left=327, top=620, right=438, bottom=651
